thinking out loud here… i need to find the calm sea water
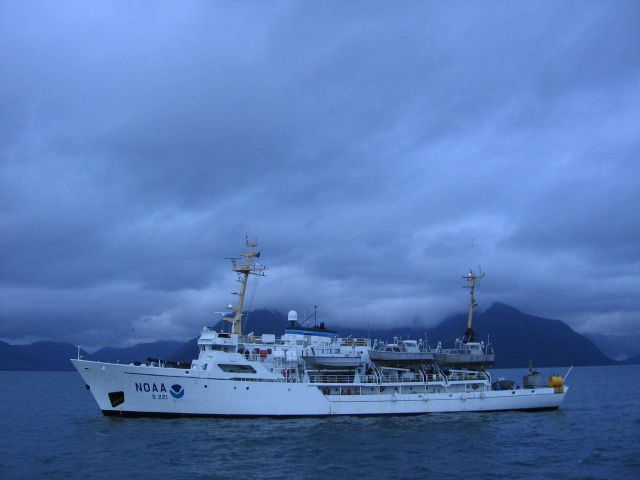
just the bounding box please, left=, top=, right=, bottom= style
left=0, top=365, right=638, bottom=480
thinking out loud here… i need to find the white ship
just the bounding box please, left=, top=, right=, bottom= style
left=72, top=241, right=569, bottom=417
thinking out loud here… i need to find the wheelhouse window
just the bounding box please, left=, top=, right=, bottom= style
left=218, top=364, right=256, bottom=374
left=207, top=345, right=236, bottom=352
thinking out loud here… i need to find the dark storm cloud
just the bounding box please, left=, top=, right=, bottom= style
left=1, top=1, right=639, bottom=346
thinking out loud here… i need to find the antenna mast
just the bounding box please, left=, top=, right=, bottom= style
left=463, top=267, right=485, bottom=342
left=225, top=237, right=266, bottom=335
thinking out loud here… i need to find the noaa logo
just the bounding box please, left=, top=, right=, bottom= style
left=170, top=384, right=184, bottom=399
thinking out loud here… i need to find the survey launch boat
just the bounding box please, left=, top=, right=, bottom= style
left=72, top=241, right=569, bottom=417
left=368, top=339, right=434, bottom=365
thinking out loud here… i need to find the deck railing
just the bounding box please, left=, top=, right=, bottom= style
left=447, top=370, right=490, bottom=382
left=242, top=336, right=286, bottom=345
left=340, top=338, right=370, bottom=347
left=307, top=372, right=447, bottom=385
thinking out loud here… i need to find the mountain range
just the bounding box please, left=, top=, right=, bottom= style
left=1, top=303, right=635, bottom=371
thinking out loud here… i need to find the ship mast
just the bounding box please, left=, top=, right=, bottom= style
left=463, top=268, right=484, bottom=343
left=225, top=238, right=266, bottom=335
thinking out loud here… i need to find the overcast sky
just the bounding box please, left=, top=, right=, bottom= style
left=1, top=1, right=639, bottom=348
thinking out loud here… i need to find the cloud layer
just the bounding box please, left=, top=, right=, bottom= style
left=1, top=1, right=639, bottom=347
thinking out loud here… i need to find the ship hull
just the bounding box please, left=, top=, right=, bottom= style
left=73, top=360, right=567, bottom=417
